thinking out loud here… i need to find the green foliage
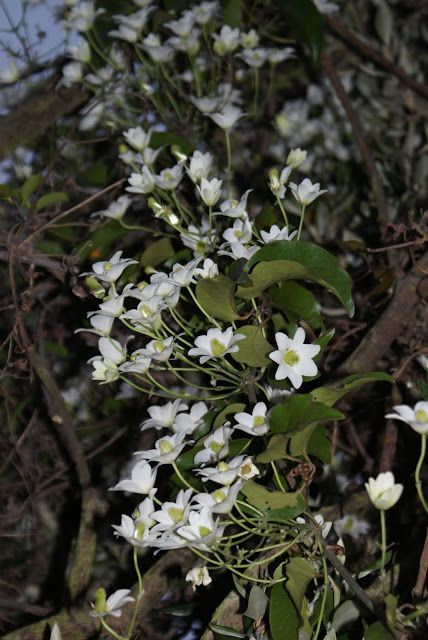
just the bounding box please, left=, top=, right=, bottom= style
left=270, top=394, right=344, bottom=434
left=140, top=238, right=175, bottom=267
left=275, top=0, right=325, bottom=64
left=196, top=275, right=239, bottom=321
left=36, top=192, right=68, bottom=211
left=270, top=281, right=323, bottom=329
left=269, top=583, right=299, bottom=640
left=231, top=325, right=273, bottom=367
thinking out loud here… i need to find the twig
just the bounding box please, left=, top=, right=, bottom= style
left=325, top=16, right=428, bottom=101
left=322, top=52, right=388, bottom=226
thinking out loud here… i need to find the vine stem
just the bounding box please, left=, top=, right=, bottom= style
left=415, top=433, right=428, bottom=514
left=312, top=554, right=329, bottom=640
left=380, top=509, right=387, bottom=583
left=225, top=129, right=232, bottom=198
left=100, top=618, right=126, bottom=640
left=297, top=204, right=306, bottom=240
left=126, top=547, right=144, bottom=639
left=276, top=195, right=289, bottom=228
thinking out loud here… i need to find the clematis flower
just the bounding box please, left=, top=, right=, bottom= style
left=123, top=126, right=152, bottom=151
left=173, top=401, right=209, bottom=435
left=260, top=225, right=297, bottom=244
left=386, top=402, right=428, bottom=435
left=197, top=177, right=222, bottom=206
left=193, top=1, right=218, bottom=25
left=94, top=195, right=131, bottom=220
left=287, top=148, right=307, bottom=168
left=186, top=566, right=212, bottom=589
left=139, top=337, right=174, bottom=362
left=233, top=403, right=269, bottom=436
left=177, top=506, right=225, bottom=549
left=152, top=489, right=193, bottom=531
left=141, top=400, right=188, bottom=431
left=222, top=218, right=252, bottom=245
left=194, top=258, right=219, bottom=279
left=90, top=588, right=134, bottom=618
left=187, top=150, right=213, bottom=183
left=194, top=424, right=233, bottom=465
left=215, top=189, right=252, bottom=218
left=126, top=167, right=155, bottom=194
left=289, top=178, right=327, bottom=206
left=155, top=165, right=183, bottom=190
left=135, top=432, right=189, bottom=465
left=212, top=25, right=240, bottom=55
left=109, top=459, right=157, bottom=494
left=209, top=105, right=243, bottom=130
left=365, top=472, right=403, bottom=510
left=84, top=251, right=138, bottom=283
left=188, top=327, right=245, bottom=364
left=192, top=481, right=242, bottom=514
left=197, top=456, right=246, bottom=485
left=269, top=327, right=320, bottom=389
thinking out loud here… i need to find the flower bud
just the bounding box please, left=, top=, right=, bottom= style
left=85, top=276, right=105, bottom=299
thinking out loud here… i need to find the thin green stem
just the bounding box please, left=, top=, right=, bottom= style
left=225, top=129, right=232, bottom=198
left=380, top=509, right=387, bottom=582
left=172, top=462, right=197, bottom=491
left=297, top=204, right=306, bottom=240
left=271, top=461, right=286, bottom=492
left=126, top=547, right=144, bottom=639
left=415, top=433, right=428, bottom=514
left=186, top=286, right=221, bottom=328
left=312, top=554, right=329, bottom=640
left=276, top=195, right=289, bottom=228
left=100, top=618, right=127, bottom=640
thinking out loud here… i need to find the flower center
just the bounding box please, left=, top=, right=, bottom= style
left=415, top=409, right=428, bottom=423
left=253, top=415, right=265, bottom=428
left=283, top=349, right=300, bottom=366
left=103, top=262, right=112, bottom=272
left=210, top=339, right=226, bottom=357
left=218, top=461, right=229, bottom=472
left=139, top=304, right=153, bottom=318
left=159, top=439, right=173, bottom=454
left=234, top=230, right=243, bottom=239
left=240, top=463, right=252, bottom=476
left=153, top=340, right=165, bottom=353
left=199, top=525, right=212, bottom=538
left=134, top=522, right=146, bottom=541
left=209, top=441, right=223, bottom=455
left=168, top=507, right=184, bottom=523
left=213, top=489, right=226, bottom=503
left=196, top=240, right=207, bottom=253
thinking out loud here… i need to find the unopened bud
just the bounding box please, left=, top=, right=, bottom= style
left=85, top=276, right=105, bottom=299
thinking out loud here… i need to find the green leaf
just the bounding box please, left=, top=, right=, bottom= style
left=195, top=275, right=239, bottom=322
left=213, top=403, right=246, bottom=429
left=270, top=281, right=323, bottom=329
left=150, top=130, right=192, bottom=154
left=332, top=600, right=360, bottom=633
left=269, top=584, right=299, bottom=640
left=270, top=395, right=344, bottom=435
left=20, top=174, right=43, bottom=204
left=222, top=0, right=241, bottom=27
left=0, top=184, right=16, bottom=201
left=240, top=481, right=304, bottom=515
left=244, top=585, right=269, bottom=622
left=286, top=557, right=316, bottom=612
left=364, top=622, right=395, bottom=640
left=231, top=325, right=273, bottom=367
left=140, top=237, right=175, bottom=268
left=307, top=424, right=332, bottom=463
left=256, top=434, right=288, bottom=463
left=35, top=191, right=68, bottom=211
left=311, top=372, right=393, bottom=407
left=239, top=241, right=354, bottom=316
left=276, top=0, right=325, bottom=64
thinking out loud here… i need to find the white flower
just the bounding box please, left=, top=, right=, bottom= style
left=139, top=337, right=175, bottom=362
left=165, top=11, right=194, bottom=37
left=62, top=61, right=83, bottom=87
left=168, top=257, right=202, bottom=286
left=0, top=59, right=19, bottom=83
left=186, top=566, right=212, bottom=589
left=289, top=178, right=327, bottom=206
left=269, top=328, right=320, bottom=389
left=296, top=514, right=332, bottom=542
left=365, top=472, right=403, bottom=510
left=260, top=225, right=297, bottom=244
left=141, top=400, right=188, bottom=431
left=233, top=403, right=269, bottom=436
left=119, top=351, right=151, bottom=374
left=126, top=167, right=155, bottom=194
left=173, top=402, right=209, bottom=435
left=124, top=126, right=152, bottom=151
left=194, top=258, right=219, bottom=279
left=197, top=177, right=222, bottom=206
left=222, top=218, right=252, bottom=245
left=68, top=1, right=103, bottom=32
left=180, top=219, right=217, bottom=255
left=216, top=189, right=252, bottom=218
left=177, top=506, right=225, bottom=549
left=120, top=297, right=164, bottom=330
left=187, top=150, right=213, bottom=183
left=269, top=166, right=293, bottom=199
left=155, top=165, right=183, bottom=190
left=143, top=33, right=175, bottom=63
left=193, top=1, right=218, bottom=24
left=240, top=29, right=259, bottom=49
left=385, top=402, right=428, bottom=435
left=218, top=242, right=258, bottom=261
left=90, top=358, right=120, bottom=383
left=192, top=481, right=242, bottom=514
left=95, top=195, right=131, bottom=220
left=268, top=47, right=296, bottom=65
left=287, top=148, right=307, bottom=168
left=188, top=327, right=245, bottom=364
left=334, top=515, right=370, bottom=540
left=135, top=432, right=188, bottom=465
left=238, top=457, right=259, bottom=480
left=152, top=489, right=193, bottom=531
left=194, top=424, right=233, bottom=465
left=209, top=105, right=243, bottom=130
left=191, top=95, right=221, bottom=114
left=197, top=456, right=246, bottom=485
left=112, top=514, right=152, bottom=546
left=239, top=48, right=269, bottom=68
left=90, top=588, right=134, bottom=618
left=87, top=251, right=138, bottom=283
left=212, top=25, right=240, bottom=55
left=109, top=459, right=157, bottom=494
left=68, top=39, right=91, bottom=63
left=313, top=0, right=338, bottom=15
